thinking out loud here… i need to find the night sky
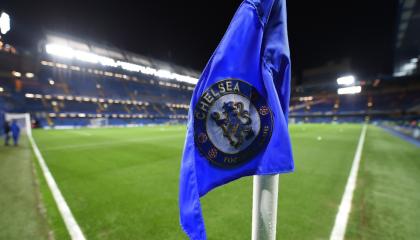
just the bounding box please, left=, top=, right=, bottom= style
left=2, top=0, right=397, bottom=81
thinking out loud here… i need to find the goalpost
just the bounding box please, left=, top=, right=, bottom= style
left=4, top=113, right=32, bottom=136
left=89, top=117, right=109, bottom=128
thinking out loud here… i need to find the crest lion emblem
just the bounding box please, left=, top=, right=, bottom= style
left=194, top=79, right=273, bottom=168
left=210, top=101, right=255, bottom=149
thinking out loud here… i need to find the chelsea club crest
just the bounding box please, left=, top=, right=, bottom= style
left=194, top=79, right=273, bottom=168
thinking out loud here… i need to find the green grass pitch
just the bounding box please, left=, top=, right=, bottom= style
left=346, top=126, right=420, bottom=239
left=0, top=138, right=50, bottom=239
left=31, top=124, right=362, bottom=239
left=1, top=124, right=419, bottom=239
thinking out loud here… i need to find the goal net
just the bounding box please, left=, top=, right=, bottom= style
left=90, top=117, right=109, bottom=128
left=4, top=113, right=32, bottom=136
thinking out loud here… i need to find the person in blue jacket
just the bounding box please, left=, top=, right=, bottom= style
left=10, top=120, right=20, bottom=146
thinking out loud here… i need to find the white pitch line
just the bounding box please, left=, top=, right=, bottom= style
left=329, top=124, right=367, bottom=240
left=28, top=134, right=86, bottom=240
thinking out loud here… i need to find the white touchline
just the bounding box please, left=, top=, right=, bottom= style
left=28, top=133, right=86, bottom=240
left=329, top=124, right=368, bottom=240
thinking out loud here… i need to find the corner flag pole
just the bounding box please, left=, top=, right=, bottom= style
left=252, top=174, right=279, bottom=240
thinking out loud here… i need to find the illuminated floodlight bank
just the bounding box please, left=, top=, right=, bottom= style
left=337, top=75, right=355, bottom=85
left=402, top=62, right=416, bottom=72
left=0, top=12, right=11, bottom=35
left=117, top=61, right=143, bottom=72
left=12, top=71, right=21, bottom=77
left=395, top=59, right=418, bottom=76
left=45, top=43, right=198, bottom=84
left=337, top=86, right=361, bottom=95
left=116, top=60, right=198, bottom=84
left=97, top=56, right=118, bottom=67
left=25, top=72, right=34, bottom=78
left=46, top=44, right=74, bottom=58
left=74, top=50, right=99, bottom=63
left=299, top=96, right=313, bottom=101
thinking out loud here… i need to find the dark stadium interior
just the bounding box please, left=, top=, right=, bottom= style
left=0, top=0, right=419, bottom=133
left=2, top=0, right=397, bottom=76
left=0, top=1, right=419, bottom=240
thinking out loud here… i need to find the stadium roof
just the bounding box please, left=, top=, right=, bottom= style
left=394, top=0, right=420, bottom=76
left=41, top=32, right=201, bottom=84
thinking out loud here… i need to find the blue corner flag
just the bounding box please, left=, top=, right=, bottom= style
left=179, top=0, right=293, bottom=239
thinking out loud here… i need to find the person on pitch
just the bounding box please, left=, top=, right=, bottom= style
left=3, top=121, right=11, bottom=146
left=10, top=120, right=20, bottom=146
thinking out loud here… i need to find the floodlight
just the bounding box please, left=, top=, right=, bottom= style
left=46, top=43, right=74, bottom=58
left=0, top=12, right=10, bottom=35
left=156, top=69, right=172, bottom=79
left=25, top=72, right=34, bottom=78
left=0, top=87, right=3, bottom=92
left=12, top=71, right=21, bottom=77
left=337, top=86, right=361, bottom=95
left=402, top=62, right=416, bottom=71
left=117, top=61, right=142, bottom=72
left=337, top=75, right=355, bottom=85
left=74, top=50, right=99, bottom=63
left=97, top=56, right=117, bottom=67
left=141, top=67, right=157, bottom=75
left=44, top=42, right=199, bottom=84
left=410, top=58, right=418, bottom=63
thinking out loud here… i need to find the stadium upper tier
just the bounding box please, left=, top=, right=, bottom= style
left=0, top=34, right=419, bottom=127
left=35, top=60, right=194, bottom=104
left=289, top=77, right=420, bottom=124
left=42, top=34, right=200, bottom=84
left=1, top=62, right=418, bottom=127
left=0, top=60, right=191, bottom=127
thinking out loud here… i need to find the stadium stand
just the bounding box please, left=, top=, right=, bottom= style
left=0, top=33, right=419, bottom=129
left=0, top=33, right=195, bottom=127
left=289, top=75, right=420, bottom=125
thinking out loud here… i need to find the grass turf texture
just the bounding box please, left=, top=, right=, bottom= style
left=30, top=124, right=362, bottom=239
left=0, top=137, right=50, bottom=239
left=1, top=124, right=415, bottom=239
left=346, top=126, right=420, bottom=239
